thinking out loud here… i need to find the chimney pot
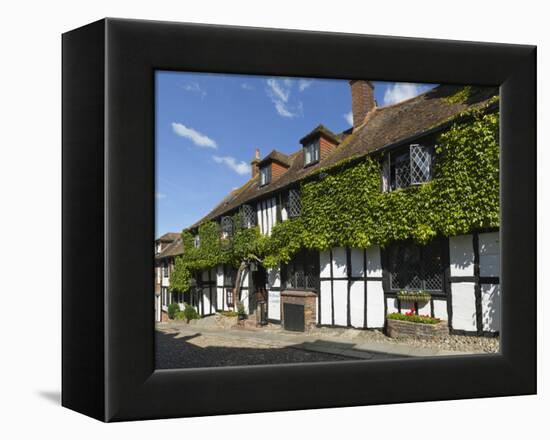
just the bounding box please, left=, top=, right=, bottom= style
left=349, top=80, right=375, bottom=130
left=251, top=148, right=261, bottom=179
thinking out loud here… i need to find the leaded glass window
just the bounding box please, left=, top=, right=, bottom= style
left=410, top=144, right=432, bottom=184
left=240, top=204, right=256, bottom=228
left=387, top=240, right=444, bottom=292
left=283, top=249, right=319, bottom=290
left=221, top=216, right=233, bottom=237
left=287, top=189, right=301, bottom=218
left=386, top=143, right=434, bottom=192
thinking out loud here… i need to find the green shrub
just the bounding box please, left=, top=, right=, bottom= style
left=183, top=303, right=200, bottom=323
left=174, top=311, right=186, bottom=321
left=387, top=313, right=441, bottom=325
left=220, top=310, right=238, bottom=318
left=167, top=303, right=180, bottom=320
left=236, top=301, right=246, bottom=316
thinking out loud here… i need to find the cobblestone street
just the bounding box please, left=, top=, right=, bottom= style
left=155, top=329, right=359, bottom=369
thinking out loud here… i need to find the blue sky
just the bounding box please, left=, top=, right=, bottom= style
left=155, top=71, right=435, bottom=236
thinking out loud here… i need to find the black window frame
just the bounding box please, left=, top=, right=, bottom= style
left=287, top=188, right=302, bottom=218
left=223, top=264, right=236, bottom=287
left=383, top=238, right=448, bottom=297
left=240, top=204, right=256, bottom=228
left=382, top=142, right=435, bottom=192
left=281, top=248, right=320, bottom=291
left=162, top=261, right=169, bottom=277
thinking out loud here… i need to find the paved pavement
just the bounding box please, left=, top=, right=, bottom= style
left=155, top=330, right=359, bottom=369
left=156, top=321, right=469, bottom=369
left=158, top=321, right=469, bottom=359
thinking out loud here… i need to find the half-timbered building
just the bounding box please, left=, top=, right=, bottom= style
left=157, top=81, right=500, bottom=336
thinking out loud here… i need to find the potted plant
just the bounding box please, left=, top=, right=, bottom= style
left=396, top=290, right=432, bottom=303
left=236, top=301, right=247, bottom=320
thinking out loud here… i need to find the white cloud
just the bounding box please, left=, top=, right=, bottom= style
left=298, top=79, right=313, bottom=92
left=344, top=111, right=353, bottom=126
left=213, top=155, right=251, bottom=176
left=180, top=81, right=206, bottom=98
left=155, top=192, right=167, bottom=200
left=241, top=83, right=254, bottom=91
left=171, top=123, right=217, bottom=149
left=267, top=78, right=290, bottom=102
left=383, top=83, right=430, bottom=106
left=265, top=78, right=303, bottom=118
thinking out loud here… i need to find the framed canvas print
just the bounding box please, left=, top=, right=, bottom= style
left=62, top=18, right=536, bottom=422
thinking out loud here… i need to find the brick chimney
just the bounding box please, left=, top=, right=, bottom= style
left=251, top=148, right=260, bottom=178
left=349, top=80, right=375, bottom=129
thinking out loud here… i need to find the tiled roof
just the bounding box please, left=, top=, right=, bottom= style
left=156, top=237, right=184, bottom=259
left=187, top=85, right=498, bottom=230
left=156, top=232, right=180, bottom=242
left=258, top=150, right=291, bottom=167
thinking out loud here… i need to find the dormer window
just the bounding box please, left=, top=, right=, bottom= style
left=260, top=165, right=271, bottom=186
left=304, top=139, right=320, bottom=166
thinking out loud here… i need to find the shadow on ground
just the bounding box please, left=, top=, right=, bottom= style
left=155, top=330, right=402, bottom=370
left=37, top=390, right=61, bottom=405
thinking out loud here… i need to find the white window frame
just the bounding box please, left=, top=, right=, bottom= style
left=260, top=165, right=271, bottom=186
left=304, top=140, right=320, bottom=166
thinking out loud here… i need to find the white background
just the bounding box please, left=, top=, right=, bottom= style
left=0, top=0, right=546, bottom=438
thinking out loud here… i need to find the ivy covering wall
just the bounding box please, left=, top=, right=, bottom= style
left=170, top=105, right=499, bottom=293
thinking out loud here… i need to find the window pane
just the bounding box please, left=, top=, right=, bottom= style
left=304, top=145, right=312, bottom=164
left=394, top=152, right=411, bottom=189
left=288, top=189, right=301, bottom=217
left=388, top=240, right=443, bottom=292
left=410, top=144, right=432, bottom=184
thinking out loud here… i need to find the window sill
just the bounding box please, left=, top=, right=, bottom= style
left=303, top=160, right=319, bottom=169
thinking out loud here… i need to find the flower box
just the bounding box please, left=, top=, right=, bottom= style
left=386, top=316, right=449, bottom=339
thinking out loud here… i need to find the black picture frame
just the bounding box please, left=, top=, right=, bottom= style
left=62, top=18, right=536, bottom=422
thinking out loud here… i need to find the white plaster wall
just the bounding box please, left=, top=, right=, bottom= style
left=216, top=265, right=223, bottom=286
left=268, top=291, right=281, bottom=320
left=257, top=203, right=263, bottom=235
left=386, top=297, right=399, bottom=314
left=333, top=280, right=348, bottom=326
left=366, top=246, right=382, bottom=277
left=319, top=250, right=331, bottom=278
left=433, top=298, right=448, bottom=320
left=418, top=301, right=431, bottom=316
left=349, top=281, right=365, bottom=328
left=366, top=280, right=385, bottom=328
left=451, top=282, right=477, bottom=331
left=449, top=234, right=474, bottom=277
left=161, top=276, right=170, bottom=287
left=202, top=288, right=211, bottom=315
left=332, top=247, right=347, bottom=278
left=267, top=267, right=280, bottom=288
left=241, top=269, right=249, bottom=288
left=320, top=281, right=332, bottom=325
left=350, top=248, right=364, bottom=277
left=281, top=204, right=288, bottom=221
left=481, top=283, right=501, bottom=332
left=479, top=232, right=500, bottom=278
left=217, top=287, right=225, bottom=310
left=270, top=197, right=277, bottom=233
